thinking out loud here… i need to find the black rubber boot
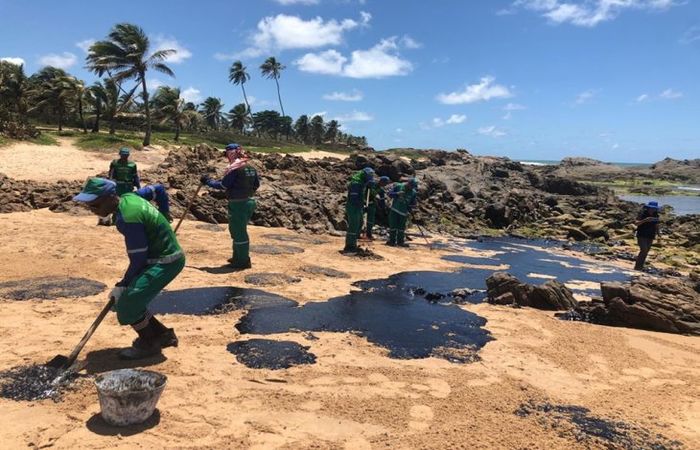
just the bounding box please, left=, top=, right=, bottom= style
left=340, top=246, right=358, bottom=254
left=228, top=257, right=252, bottom=271
left=118, top=316, right=174, bottom=360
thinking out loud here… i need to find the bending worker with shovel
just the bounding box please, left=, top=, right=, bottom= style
left=74, top=177, right=185, bottom=360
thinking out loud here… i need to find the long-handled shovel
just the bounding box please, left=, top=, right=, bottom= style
left=47, top=183, right=202, bottom=371
left=414, top=222, right=433, bottom=251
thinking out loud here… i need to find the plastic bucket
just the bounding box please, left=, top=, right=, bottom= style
left=94, top=368, right=167, bottom=426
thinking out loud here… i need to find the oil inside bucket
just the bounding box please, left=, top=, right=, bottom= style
left=94, top=369, right=167, bottom=427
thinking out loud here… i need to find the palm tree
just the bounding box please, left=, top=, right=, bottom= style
left=227, top=103, right=250, bottom=134
left=325, top=119, right=339, bottom=145
left=199, top=97, right=225, bottom=130
left=152, top=86, right=199, bottom=141
left=28, top=67, right=73, bottom=131
left=0, top=61, right=28, bottom=122
left=293, top=114, right=310, bottom=144
left=86, top=23, right=176, bottom=146
left=229, top=61, right=253, bottom=119
left=310, top=114, right=324, bottom=145
left=260, top=56, right=286, bottom=117
left=63, top=77, right=88, bottom=133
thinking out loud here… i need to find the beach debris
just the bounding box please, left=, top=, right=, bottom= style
left=515, top=401, right=683, bottom=450
left=0, top=276, right=106, bottom=300
left=300, top=265, right=350, bottom=279
left=0, top=364, right=78, bottom=401
left=244, top=273, right=302, bottom=287
left=250, top=244, right=304, bottom=255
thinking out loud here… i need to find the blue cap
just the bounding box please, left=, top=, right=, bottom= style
left=646, top=201, right=659, bottom=209
left=73, top=177, right=117, bottom=202
left=379, top=176, right=390, bottom=184
left=119, top=147, right=130, bottom=156
left=225, top=143, right=240, bottom=151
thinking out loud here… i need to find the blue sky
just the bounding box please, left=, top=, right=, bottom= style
left=1, top=0, right=699, bottom=162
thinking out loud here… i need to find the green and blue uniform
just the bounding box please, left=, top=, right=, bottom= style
left=345, top=170, right=372, bottom=250
left=387, top=182, right=417, bottom=245
left=206, top=166, right=260, bottom=265
left=109, top=159, right=140, bottom=196
left=364, top=181, right=386, bottom=238
left=115, top=194, right=184, bottom=325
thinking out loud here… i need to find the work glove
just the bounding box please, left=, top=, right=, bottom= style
left=109, top=286, right=126, bottom=312
left=200, top=175, right=210, bottom=185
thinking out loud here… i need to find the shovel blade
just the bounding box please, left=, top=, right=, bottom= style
left=46, top=354, right=70, bottom=370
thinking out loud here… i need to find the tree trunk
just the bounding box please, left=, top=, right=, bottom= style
left=241, top=84, right=253, bottom=122
left=109, top=116, right=116, bottom=135
left=92, top=101, right=101, bottom=133
left=141, top=74, right=151, bottom=146
left=79, top=98, right=87, bottom=133
left=57, top=107, right=63, bottom=131
left=275, top=78, right=285, bottom=117
left=175, top=122, right=180, bottom=142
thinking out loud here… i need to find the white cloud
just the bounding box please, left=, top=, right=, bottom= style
left=343, top=38, right=413, bottom=78
left=436, top=76, right=512, bottom=105
left=400, top=35, right=423, bottom=49
left=396, top=128, right=403, bottom=133
left=235, top=12, right=369, bottom=58
left=75, top=39, right=95, bottom=54
left=447, top=114, right=467, bottom=124
left=680, top=25, right=700, bottom=44
left=295, top=37, right=413, bottom=78
left=659, top=88, right=683, bottom=99
left=612, top=143, right=620, bottom=150
left=153, top=36, right=192, bottom=64
left=1, top=57, right=25, bottom=66
left=333, top=111, right=373, bottom=122
left=38, top=52, right=77, bottom=69
left=181, top=87, right=202, bottom=103
left=296, top=49, right=347, bottom=74
left=478, top=125, right=507, bottom=138
left=147, top=78, right=166, bottom=91
left=323, top=89, right=363, bottom=101
left=274, top=0, right=320, bottom=5
left=574, top=89, right=596, bottom=105
left=636, top=93, right=649, bottom=103
left=502, top=102, right=526, bottom=119
left=503, top=102, right=526, bottom=111
left=213, top=52, right=238, bottom=61
left=512, top=0, right=676, bottom=27
left=310, top=111, right=327, bottom=118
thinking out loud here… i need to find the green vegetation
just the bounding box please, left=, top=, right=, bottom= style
left=29, top=133, right=58, bottom=145
left=385, top=149, right=430, bottom=160
left=586, top=178, right=699, bottom=196
left=1, top=22, right=369, bottom=150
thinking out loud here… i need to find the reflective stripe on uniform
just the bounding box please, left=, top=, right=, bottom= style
left=131, top=310, right=152, bottom=330
left=127, top=247, right=148, bottom=254
left=147, top=250, right=184, bottom=265
left=391, top=208, right=408, bottom=217
left=234, top=240, right=249, bottom=245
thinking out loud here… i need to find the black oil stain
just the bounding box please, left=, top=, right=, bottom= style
left=250, top=244, right=305, bottom=255
left=301, top=265, right=351, bottom=279
left=236, top=279, right=492, bottom=363
left=0, top=277, right=107, bottom=300
left=149, top=287, right=297, bottom=316
left=443, top=238, right=630, bottom=297
left=227, top=339, right=317, bottom=369
left=195, top=223, right=225, bottom=232
left=515, top=401, right=683, bottom=450
left=262, top=233, right=330, bottom=245
left=244, top=273, right=302, bottom=286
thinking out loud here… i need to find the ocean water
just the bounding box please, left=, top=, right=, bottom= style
left=618, top=194, right=700, bottom=216
left=517, top=159, right=651, bottom=168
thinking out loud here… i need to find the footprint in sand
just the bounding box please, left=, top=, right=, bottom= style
left=408, top=405, right=434, bottom=431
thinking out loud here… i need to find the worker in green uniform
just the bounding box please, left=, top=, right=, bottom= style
left=201, top=143, right=260, bottom=269
left=364, top=176, right=390, bottom=240
left=386, top=178, right=418, bottom=247
left=108, top=147, right=140, bottom=195
left=74, top=177, right=185, bottom=360
left=343, top=167, right=375, bottom=253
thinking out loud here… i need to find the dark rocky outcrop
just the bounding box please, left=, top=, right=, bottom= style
left=573, top=277, right=700, bottom=335
left=486, top=272, right=578, bottom=310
